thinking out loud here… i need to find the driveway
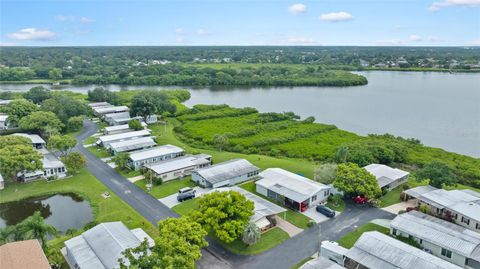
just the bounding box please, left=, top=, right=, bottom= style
left=302, top=206, right=337, bottom=224
left=76, top=120, right=396, bottom=269
left=382, top=199, right=416, bottom=215
left=159, top=186, right=211, bottom=208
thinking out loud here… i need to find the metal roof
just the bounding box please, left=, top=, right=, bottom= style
left=256, top=168, right=330, bottom=203
left=300, top=256, right=345, bottom=269
left=403, top=185, right=438, bottom=199
left=0, top=99, right=12, bottom=105
left=103, top=122, right=147, bottom=133
left=449, top=201, right=480, bottom=223
left=347, top=231, right=463, bottom=269
left=391, top=211, right=480, bottom=260
left=64, top=222, right=153, bottom=269
left=0, top=114, right=7, bottom=122
left=145, top=154, right=211, bottom=174
left=194, top=159, right=259, bottom=184
left=88, top=102, right=112, bottom=108
left=12, top=133, right=46, bottom=144
left=419, top=189, right=480, bottom=209
left=207, top=186, right=286, bottom=223
left=364, top=164, right=409, bottom=188
left=97, top=130, right=151, bottom=144
left=42, top=153, right=65, bottom=169
left=93, top=106, right=129, bottom=114
left=104, top=111, right=130, bottom=120
left=128, top=145, right=184, bottom=162
left=108, top=137, right=156, bottom=152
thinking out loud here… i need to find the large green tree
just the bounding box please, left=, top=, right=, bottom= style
left=61, top=152, right=86, bottom=174
left=113, top=152, right=130, bottom=170
left=192, top=191, right=254, bottom=243
left=19, top=111, right=64, bottom=137
left=417, top=161, right=457, bottom=188
left=48, top=68, right=63, bottom=80
left=41, top=94, right=88, bottom=125
left=0, top=136, right=42, bottom=181
left=1, top=99, right=38, bottom=126
left=67, top=116, right=84, bottom=132
left=130, top=90, right=176, bottom=121
left=120, top=217, right=208, bottom=269
left=48, top=134, right=77, bottom=157
left=24, top=86, right=52, bottom=104
left=128, top=119, right=143, bottom=131
left=333, top=163, right=382, bottom=198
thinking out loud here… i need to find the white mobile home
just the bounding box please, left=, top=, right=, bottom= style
left=255, top=168, right=331, bottom=212
left=103, top=122, right=147, bottom=135
left=93, top=105, right=129, bottom=117
left=364, top=164, right=409, bottom=191
left=390, top=211, right=480, bottom=269
left=107, top=137, right=156, bottom=155
left=404, top=186, right=480, bottom=233
left=87, top=102, right=112, bottom=108
left=0, top=99, right=12, bottom=106
left=0, top=114, right=8, bottom=130
left=191, top=159, right=259, bottom=188
left=96, top=130, right=151, bottom=147
left=127, top=144, right=185, bottom=170
left=12, top=133, right=46, bottom=149
left=144, top=154, right=212, bottom=182
left=18, top=154, right=67, bottom=181
left=64, top=222, right=154, bottom=269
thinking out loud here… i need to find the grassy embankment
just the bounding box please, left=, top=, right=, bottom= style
left=337, top=223, right=389, bottom=249
left=0, top=169, right=158, bottom=248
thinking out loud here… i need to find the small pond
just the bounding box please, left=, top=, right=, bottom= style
left=0, top=193, right=94, bottom=234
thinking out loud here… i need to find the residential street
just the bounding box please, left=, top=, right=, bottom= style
left=76, top=120, right=396, bottom=269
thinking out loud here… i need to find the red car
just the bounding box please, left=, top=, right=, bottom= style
left=353, top=195, right=368, bottom=204
left=406, top=207, right=418, bottom=212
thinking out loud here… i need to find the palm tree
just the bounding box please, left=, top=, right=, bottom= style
left=242, top=223, right=261, bottom=246
left=19, top=211, right=57, bottom=248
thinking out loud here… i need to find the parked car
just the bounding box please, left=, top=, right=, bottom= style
left=353, top=195, right=368, bottom=204
left=178, top=187, right=194, bottom=194
left=316, top=205, right=335, bottom=218
left=177, top=191, right=195, bottom=202
left=406, top=207, right=418, bottom=212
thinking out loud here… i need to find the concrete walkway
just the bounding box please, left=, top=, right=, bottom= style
left=275, top=216, right=303, bottom=237
left=370, top=218, right=392, bottom=228
left=382, top=199, right=416, bottom=215
left=128, top=175, right=145, bottom=183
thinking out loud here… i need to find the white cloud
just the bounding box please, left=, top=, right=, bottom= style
left=288, top=3, right=306, bottom=14
left=429, top=0, right=480, bottom=11
left=55, top=15, right=75, bottom=22
left=409, top=34, right=423, bottom=41
left=466, top=39, right=480, bottom=45
left=175, top=28, right=185, bottom=34
left=79, top=17, right=95, bottom=23
left=196, top=29, right=210, bottom=35
left=319, top=11, right=353, bottom=22
left=375, top=39, right=404, bottom=45
left=8, top=28, right=56, bottom=41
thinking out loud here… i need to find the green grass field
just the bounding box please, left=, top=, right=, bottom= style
left=87, top=145, right=112, bottom=158
left=0, top=169, right=158, bottom=248
left=337, top=223, right=389, bottom=249
left=326, top=199, right=346, bottom=212
left=135, top=177, right=195, bottom=199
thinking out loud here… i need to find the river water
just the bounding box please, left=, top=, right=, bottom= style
left=1, top=71, right=479, bottom=157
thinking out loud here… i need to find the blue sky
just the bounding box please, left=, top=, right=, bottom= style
left=1, top=0, right=479, bottom=46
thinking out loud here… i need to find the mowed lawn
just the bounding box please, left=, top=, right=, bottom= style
left=172, top=198, right=290, bottom=255
left=0, top=169, right=159, bottom=247
left=135, top=177, right=195, bottom=199
left=337, top=223, right=389, bottom=249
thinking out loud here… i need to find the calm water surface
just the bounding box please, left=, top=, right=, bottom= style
left=2, top=71, right=479, bottom=157
left=0, top=193, right=94, bottom=233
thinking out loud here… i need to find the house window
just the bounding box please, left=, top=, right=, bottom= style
left=392, top=229, right=397, bottom=235
left=476, top=223, right=480, bottom=230
left=441, top=248, right=452, bottom=259
left=312, top=195, right=317, bottom=202
left=324, top=190, right=329, bottom=196
left=461, top=216, right=470, bottom=225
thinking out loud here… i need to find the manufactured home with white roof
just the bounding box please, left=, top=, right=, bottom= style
left=96, top=130, right=151, bottom=147
left=191, top=159, right=259, bottom=188
left=93, top=105, right=129, bottom=117
left=18, top=153, right=67, bottom=181
left=127, top=144, right=184, bottom=170
left=390, top=211, right=480, bottom=269
left=0, top=114, right=8, bottom=130
left=255, top=168, right=331, bottom=212
left=12, top=133, right=46, bottom=149
left=103, top=122, right=147, bottom=135
left=87, top=102, right=111, bottom=108
left=144, top=154, right=211, bottom=182
left=106, top=137, right=156, bottom=155
left=364, top=164, right=409, bottom=191
left=63, top=222, right=153, bottom=269
left=0, top=99, right=12, bottom=106
left=404, top=186, right=480, bottom=233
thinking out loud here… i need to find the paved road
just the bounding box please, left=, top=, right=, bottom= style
left=76, top=120, right=395, bottom=269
